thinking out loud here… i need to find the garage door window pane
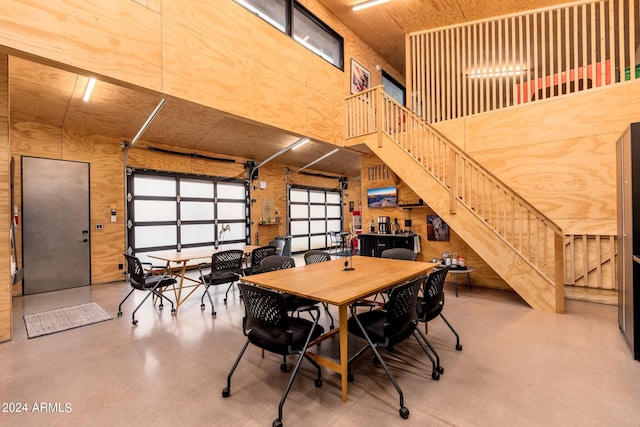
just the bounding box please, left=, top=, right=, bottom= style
left=181, top=179, right=213, bottom=198
left=134, top=200, right=176, bottom=222
left=181, top=201, right=214, bottom=221
left=135, top=225, right=176, bottom=247
left=218, top=183, right=246, bottom=199
left=182, top=224, right=215, bottom=245
left=134, top=176, right=176, bottom=196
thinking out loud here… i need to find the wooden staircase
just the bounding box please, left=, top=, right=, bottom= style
left=345, top=86, right=564, bottom=313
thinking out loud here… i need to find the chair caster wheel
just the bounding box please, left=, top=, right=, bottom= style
left=347, top=373, right=354, bottom=382
left=132, top=320, right=138, bottom=325
left=280, top=363, right=288, bottom=372
left=314, top=378, right=322, bottom=387
left=437, top=366, right=444, bottom=374
left=171, top=308, right=176, bottom=315
left=399, top=407, right=410, bottom=419
left=272, top=419, right=283, bottom=427
left=223, top=298, right=228, bottom=305
left=200, top=304, right=205, bottom=311
left=456, top=344, right=463, bottom=351
left=211, top=311, right=216, bottom=316
left=159, top=304, right=163, bottom=310
left=432, top=372, right=440, bottom=381
left=222, top=387, right=230, bottom=398
left=117, top=312, right=122, bottom=317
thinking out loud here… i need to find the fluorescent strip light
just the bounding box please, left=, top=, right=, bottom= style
left=83, top=78, right=96, bottom=102
left=468, top=66, right=526, bottom=79
left=353, top=0, right=391, bottom=11
left=297, top=148, right=340, bottom=173
left=291, top=138, right=309, bottom=150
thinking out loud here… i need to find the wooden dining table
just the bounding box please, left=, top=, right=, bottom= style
left=148, top=245, right=262, bottom=312
left=240, top=255, right=438, bottom=402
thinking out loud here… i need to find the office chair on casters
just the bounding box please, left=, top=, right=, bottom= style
left=118, top=254, right=176, bottom=325
left=222, top=283, right=324, bottom=427
left=417, top=265, right=462, bottom=351
left=375, top=248, right=418, bottom=303
left=268, top=239, right=285, bottom=255
left=243, top=245, right=277, bottom=276
left=303, top=250, right=335, bottom=329
left=347, top=276, right=438, bottom=420
left=381, top=248, right=417, bottom=261
left=197, top=249, right=244, bottom=316
left=303, top=249, right=331, bottom=265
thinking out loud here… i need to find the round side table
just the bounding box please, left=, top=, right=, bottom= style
left=447, top=267, right=476, bottom=297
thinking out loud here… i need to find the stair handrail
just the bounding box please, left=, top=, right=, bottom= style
left=346, top=86, right=563, bottom=282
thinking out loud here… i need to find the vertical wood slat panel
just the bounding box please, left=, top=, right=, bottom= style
left=618, top=0, right=625, bottom=84
left=545, top=10, right=552, bottom=99
left=591, top=2, right=597, bottom=85
left=630, top=0, right=636, bottom=80
left=609, top=0, right=616, bottom=84
left=582, top=3, right=588, bottom=91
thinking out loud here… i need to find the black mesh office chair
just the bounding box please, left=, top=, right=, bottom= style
left=347, top=276, right=438, bottom=420
left=381, top=247, right=417, bottom=261
left=268, top=239, right=285, bottom=255
left=243, top=245, right=277, bottom=276
left=197, top=249, right=244, bottom=316
left=417, top=265, right=462, bottom=351
left=118, top=254, right=176, bottom=325
left=303, top=250, right=335, bottom=329
left=261, top=255, right=328, bottom=325
left=303, top=249, right=331, bottom=265
left=222, top=283, right=324, bottom=427
left=376, top=248, right=418, bottom=303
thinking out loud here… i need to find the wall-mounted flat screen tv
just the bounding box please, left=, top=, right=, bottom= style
left=367, top=186, right=398, bottom=208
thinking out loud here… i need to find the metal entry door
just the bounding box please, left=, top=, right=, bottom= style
left=22, top=157, right=91, bottom=294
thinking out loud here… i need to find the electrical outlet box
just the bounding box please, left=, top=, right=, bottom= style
left=118, top=263, right=123, bottom=270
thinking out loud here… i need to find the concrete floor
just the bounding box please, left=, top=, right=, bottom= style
left=1, top=258, right=640, bottom=427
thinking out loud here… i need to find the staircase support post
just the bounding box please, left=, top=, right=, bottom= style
left=554, top=231, right=565, bottom=313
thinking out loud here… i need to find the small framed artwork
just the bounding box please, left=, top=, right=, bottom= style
left=427, top=214, right=450, bottom=242
left=351, top=59, right=370, bottom=94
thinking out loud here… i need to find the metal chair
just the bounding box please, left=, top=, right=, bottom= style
left=243, top=245, right=277, bottom=276
left=118, top=254, right=176, bottom=325
left=381, top=247, right=417, bottom=261
left=417, top=265, right=462, bottom=351
left=222, top=283, right=324, bottom=427
left=268, top=239, right=285, bottom=255
left=197, top=249, right=244, bottom=316
left=303, top=250, right=335, bottom=329
left=347, top=276, right=438, bottom=420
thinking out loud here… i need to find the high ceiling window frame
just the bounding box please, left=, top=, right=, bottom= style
left=234, top=0, right=344, bottom=70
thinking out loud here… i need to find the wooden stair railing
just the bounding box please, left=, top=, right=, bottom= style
left=346, top=86, right=564, bottom=313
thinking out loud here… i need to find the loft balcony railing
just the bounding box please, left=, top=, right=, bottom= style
left=407, top=0, right=639, bottom=123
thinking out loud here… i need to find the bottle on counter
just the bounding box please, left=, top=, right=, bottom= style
left=369, top=219, right=375, bottom=233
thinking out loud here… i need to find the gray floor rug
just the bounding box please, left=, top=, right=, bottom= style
left=23, top=302, right=112, bottom=339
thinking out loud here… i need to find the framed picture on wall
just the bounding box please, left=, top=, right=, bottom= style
left=427, top=214, right=450, bottom=241
left=351, top=59, right=370, bottom=94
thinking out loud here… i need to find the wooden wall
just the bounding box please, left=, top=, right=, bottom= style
left=434, top=80, right=640, bottom=237
left=0, top=0, right=402, bottom=148
left=0, top=55, right=10, bottom=341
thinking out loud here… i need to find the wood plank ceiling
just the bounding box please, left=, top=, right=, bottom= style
left=8, top=0, right=567, bottom=178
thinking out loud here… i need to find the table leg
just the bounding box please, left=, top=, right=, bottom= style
left=466, top=273, right=473, bottom=292
left=339, top=304, right=349, bottom=403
